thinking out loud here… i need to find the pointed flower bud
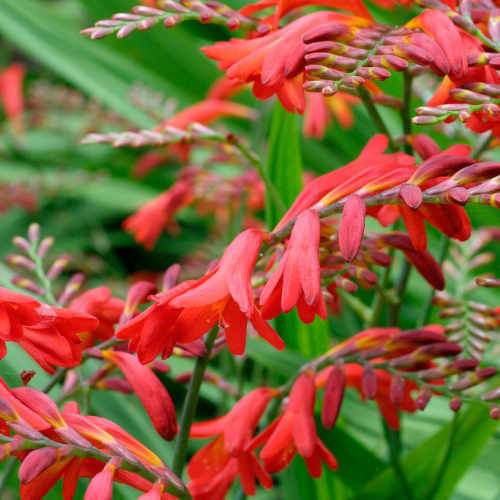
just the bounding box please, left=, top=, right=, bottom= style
left=19, top=447, right=58, bottom=483
left=339, top=195, right=365, bottom=262
left=84, top=457, right=120, bottom=500
left=321, top=363, right=345, bottom=429
left=361, top=365, right=377, bottom=400
left=449, top=397, right=462, bottom=412
left=399, top=184, right=423, bottom=209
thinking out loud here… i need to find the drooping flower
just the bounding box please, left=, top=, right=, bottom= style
left=260, top=210, right=326, bottom=323
left=188, top=388, right=275, bottom=496
left=101, top=350, right=178, bottom=440
left=84, top=458, right=118, bottom=500
left=123, top=176, right=194, bottom=249
left=69, top=287, right=124, bottom=347
left=257, top=372, right=338, bottom=476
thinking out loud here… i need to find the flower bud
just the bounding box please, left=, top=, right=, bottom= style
left=339, top=195, right=365, bottom=262
left=322, top=363, right=345, bottom=429
left=416, top=387, right=431, bottom=410
left=361, top=365, right=377, bottom=400
left=389, top=375, right=405, bottom=406
left=449, top=397, right=462, bottom=412
left=28, top=223, right=40, bottom=243
left=19, top=447, right=58, bottom=483
left=399, top=184, right=423, bottom=209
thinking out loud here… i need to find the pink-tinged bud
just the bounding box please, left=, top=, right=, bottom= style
left=19, top=447, right=57, bottom=483
left=37, top=237, right=54, bottom=258
left=6, top=254, right=36, bottom=271
left=11, top=387, right=65, bottom=428
left=84, top=457, right=120, bottom=500
left=47, top=254, right=70, bottom=280
left=139, top=481, right=165, bottom=500
left=449, top=397, right=462, bottom=412
left=451, top=367, right=497, bottom=390
left=490, top=407, right=500, bottom=420
left=412, top=115, right=443, bottom=125
left=339, top=195, right=365, bottom=262
left=361, top=366, right=377, bottom=400
left=410, top=134, right=441, bottom=160
left=447, top=187, right=469, bottom=205
left=58, top=273, right=85, bottom=306
left=120, top=281, right=156, bottom=325
left=102, top=351, right=177, bottom=440
left=20, top=370, right=36, bottom=386
left=321, top=363, right=345, bottom=429
left=399, top=184, right=423, bottom=209
left=27, top=223, right=40, bottom=243
left=62, top=370, right=79, bottom=396
left=11, top=277, right=43, bottom=295
left=475, top=277, right=500, bottom=288
left=12, top=236, right=31, bottom=252
left=162, top=263, right=181, bottom=291
left=132, top=6, right=164, bottom=16
left=389, top=376, right=405, bottom=406
left=481, top=387, right=500, bottom=402
left=356, top=67, right=391, bottom=80
left=450, top=88, right=490, bottom=104
left=415, top=388, right=431, bottom=410
left=97, top=377, right=133, bottom=394
left=117, top=24, right=136, bottom=39
left=462, top=82, right=500, bottom=98
left=409, top=155, right=474, bottom=185
left=303, top=23, right=350, bottom=44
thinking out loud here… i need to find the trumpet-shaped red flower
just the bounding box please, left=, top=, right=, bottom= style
left=101, top=350, right=178, bottom=440
left=260, top=210, right=326, bottom=323
left=202, top=12, right=371, bottom=113
left=188, top=388, right=275, bottom=496
left=318, top=364, right=418, bottom=430
left=69, top=287, right=124, bottom=347
left=118, top=229, right=284, bottom=359
left=17, top=306, right=98, bottom=373
left=123, top=176, right=194, bottom=250
left=258, top=372, right=338, bottom=476
left=0, top=287, right=41, bottom=359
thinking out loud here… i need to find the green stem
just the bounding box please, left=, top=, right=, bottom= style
left=425, top=412, right=459, bottom=499
left=358, top=87, right=397, bottom=151
left=172, top=327, right=218, bottom=476
left=383, top=422, right=414, bottom=500
left=387, top=260, right=412, bottom=326
left=0, top=458, right=17, bottom=495
left=418, top=236, right=450, bottom=327
left=27, top=246, right=57, bottom=305
left=401, top=72, right=413, bottom=155
left=472, top=131, right=492, bottom=159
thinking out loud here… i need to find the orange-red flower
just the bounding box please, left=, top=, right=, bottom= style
left=188, top=388, right=275, bottom=496
left=260, top=210, right=326, bottom=323
left=257, top=372, right=338, bottom=476
left=69, top=287, right=124, bottom=347
left=118, top=229, right=284, bottom=359
left=123, top=176, right=194, bottom=250
left=202, top=12, right=371, bottom=113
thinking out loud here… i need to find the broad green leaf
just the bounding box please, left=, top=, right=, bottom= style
left=355, top=404, right=498, bottom=500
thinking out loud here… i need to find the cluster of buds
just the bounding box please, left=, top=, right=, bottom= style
left=6, top=223, right=84, bottom=306
left=0, top=383, right=187, bottom=498
left=414, top=82, right=500, bottom=126
left=434, top=228, right=500, bottom=361
left=303, top=24, right=430, bottom=96
left=81, top=0, right=258, bottom=40
left=416, top=0, right=499, bottom=52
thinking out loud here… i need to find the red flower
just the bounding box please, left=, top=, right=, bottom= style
left=0, top=287, right=41, bottom=359
left=118, top=229, right=284, bottom=359
left=188, top=388, right=275, bottom=496
left=260, top=210, right=326, bottom=323
left=101, top=350, right=178, bottom=440
left=258, top=372, right=338, bottom=476
left=0, top=64, right=24, bottom=134
left=84, top=458, right=117, bottom=500
left=123, top=176, right=194, bottom=250
left=18, top=306, right=98, bottom=373
left=202, top=12, right=370, bottom=113
left=69, top=287, right=124, bottom=347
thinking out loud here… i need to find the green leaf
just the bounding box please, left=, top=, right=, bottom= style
left=355, top=404, right=498, bottom=500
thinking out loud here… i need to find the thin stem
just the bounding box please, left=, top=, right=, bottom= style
left=401, top=72, right=413, bottom=155
left=425, top=412, right=459, bottom=499
left=0, top=458, right=17, bottom=495
left=41, top=367, right=66, bottom=393
left=172, top=327, right=219, bottom=476
left=388, top=260, right=412, bottom=326
left=418, top=236, right=450, bottom=327
left=358, top=87, right=397, bottom=152
left=27, top=246, right=57, bottom=305
left=383, top=422, right=414, bottom=500
left=472, top=131, right=492, bottom=159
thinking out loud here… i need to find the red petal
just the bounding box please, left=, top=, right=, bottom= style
left=339, top=194, right=366, bottom=261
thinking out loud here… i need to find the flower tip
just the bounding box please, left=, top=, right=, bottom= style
left=339, top=195, right=366, bottom=262
left=399, top=184, right=423, bottom=209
